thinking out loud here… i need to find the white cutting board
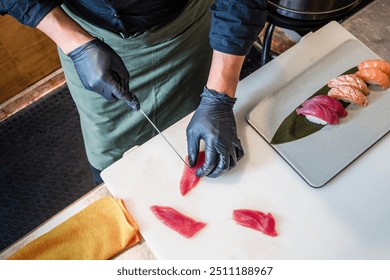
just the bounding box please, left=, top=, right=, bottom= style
left=101, top=22, right=390, bottom=259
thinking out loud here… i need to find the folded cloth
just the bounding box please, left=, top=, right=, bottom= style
left=8, top=196, right=141, bottom=260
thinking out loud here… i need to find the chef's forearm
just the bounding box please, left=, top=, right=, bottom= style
left=206, top=50, right=245, bottom=98
left=36, top=6, right=93, bottom=54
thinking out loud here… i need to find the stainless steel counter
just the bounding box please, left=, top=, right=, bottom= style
left=1, top=0, right=388, bottom=260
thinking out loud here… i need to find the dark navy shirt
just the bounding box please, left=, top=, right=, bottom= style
left=64, top=0, right=190, bottom=38
left=0, top=0, right=267, bottom=55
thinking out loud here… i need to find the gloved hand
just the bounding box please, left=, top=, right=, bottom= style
left=186, top=87, right=244, bottom=178
left=67, top=38, right=140, bottom=111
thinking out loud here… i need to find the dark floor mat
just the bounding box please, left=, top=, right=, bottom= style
left=0, top=47, right=262, bottom=253
left=0, top=86, right=95, bottom=252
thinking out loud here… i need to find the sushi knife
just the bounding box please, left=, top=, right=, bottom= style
left=139, top=109, right=196, bottom=175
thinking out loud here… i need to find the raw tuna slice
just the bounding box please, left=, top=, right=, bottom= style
left=150, top=205, right=206, bottom=238
left=180, top=151, right=205, bottom=196
left=233, top=209, right=278, bottom=237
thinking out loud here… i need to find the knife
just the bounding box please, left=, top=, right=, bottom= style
left=139, top=109, right=196, bottom=175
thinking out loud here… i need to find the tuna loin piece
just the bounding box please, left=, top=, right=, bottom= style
left=150, top=205, right=206, bottom=238
left=233, top=209, right=278, bottom=237
left=180, top=151, right=205, bottom=196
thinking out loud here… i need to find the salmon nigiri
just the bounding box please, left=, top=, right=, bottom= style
left=327, top=74, right=370, bottom=95
left=328, top=85, right=368, bottom=107
left=355, top=68, right=390, bottom=90
left=358, top=59, right=390, bottom=76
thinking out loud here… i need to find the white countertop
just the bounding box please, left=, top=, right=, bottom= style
left=100, top=21, right=390, bottom=259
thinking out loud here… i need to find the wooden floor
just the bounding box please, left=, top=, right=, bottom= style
left=0, top=16, right=61, bottom=104
left=0, top=69, right=65, bottom=122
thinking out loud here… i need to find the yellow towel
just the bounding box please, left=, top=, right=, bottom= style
left=8, top=196, right=141, bottom=260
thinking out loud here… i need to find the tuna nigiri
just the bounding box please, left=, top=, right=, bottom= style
left=358, top=59, right=390, bottom=76
left=233, top=209, right=278, bottom=237
left=355, top=68, right=390, bottom=90
left=328, top=85, right=368, bottom=106
left=327, top=74, right=370, bottom=95
left=296, top=102, right=340, bottom=125
left=301, top=95, right=347, bottom=118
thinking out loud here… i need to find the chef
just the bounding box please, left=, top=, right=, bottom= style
left=0, top=0, right=267, bottom=185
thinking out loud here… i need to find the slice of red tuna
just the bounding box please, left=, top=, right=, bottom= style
left=233, top=209, right=278, bottom=237
left=180, top=151, right=205, bottom=196
left=150, top=205, right=206, bottom=238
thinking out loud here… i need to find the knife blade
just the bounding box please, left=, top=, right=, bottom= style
left=139, top=109, right=196, bottom=175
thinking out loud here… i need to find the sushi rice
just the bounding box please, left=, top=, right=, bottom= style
left=304, top=115, right=328, bottom=125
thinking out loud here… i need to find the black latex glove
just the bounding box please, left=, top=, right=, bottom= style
left=186, top=87, right=244, bottom=178
left=67, top=38, right=140, bottom=111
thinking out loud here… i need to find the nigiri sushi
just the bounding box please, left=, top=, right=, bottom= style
left=328, top=85, right=368, bottom=106
left=358, top=59, right=390, bottom=76
left=296, top=102, right=340, bottom=125
left=327, top=74, right=370, bottom=95
left=355, top=68, right=390, bottom=90
left=301, top=95, right=347, bottom=118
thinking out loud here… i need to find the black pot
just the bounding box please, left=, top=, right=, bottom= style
left=267, top=0, right=362, bottom=20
